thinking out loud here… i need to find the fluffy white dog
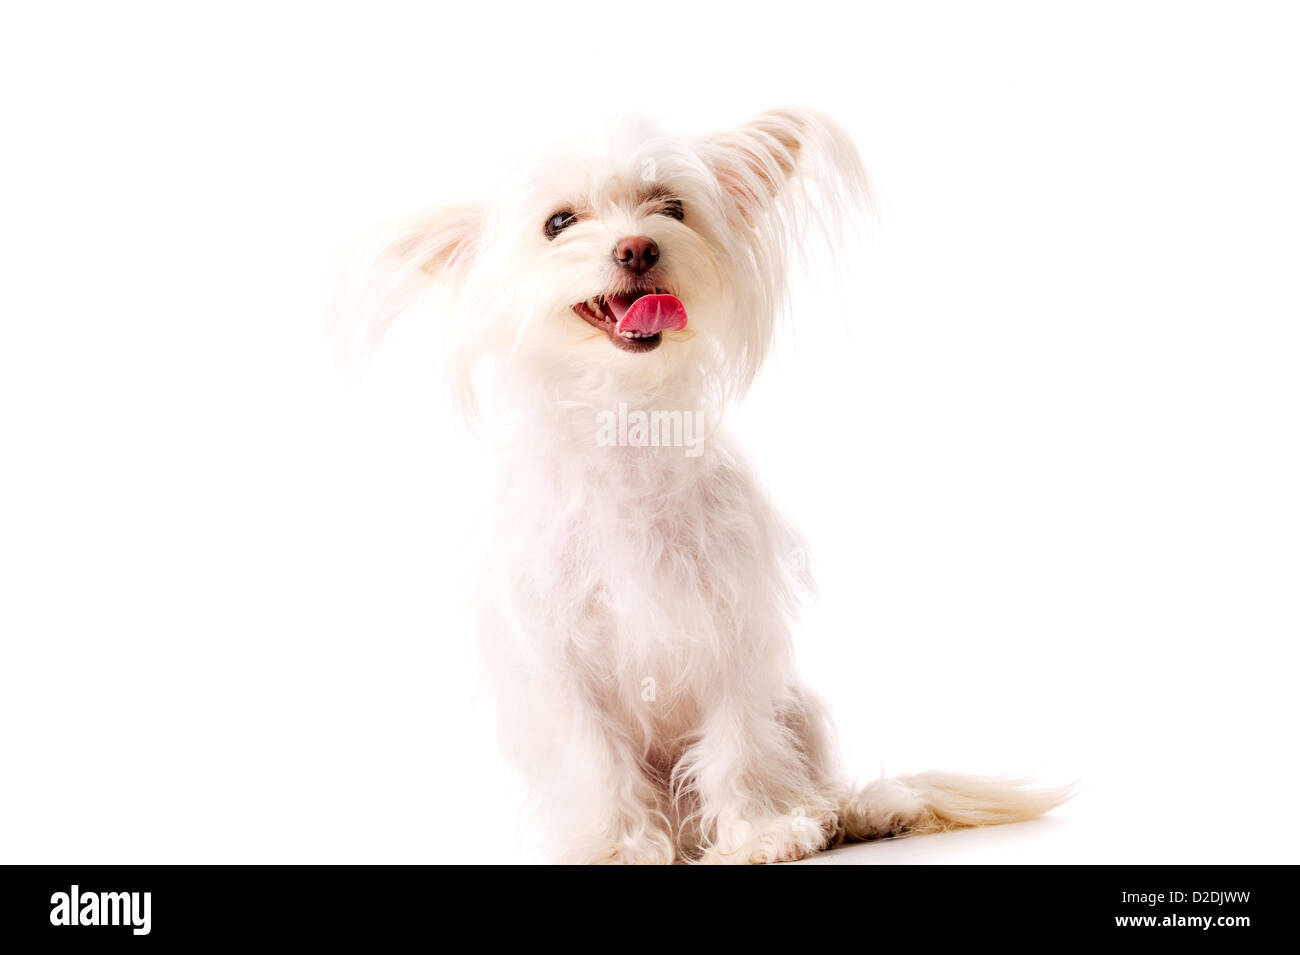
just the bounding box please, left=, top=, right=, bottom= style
left=342, top=107, right=1071, bottom=863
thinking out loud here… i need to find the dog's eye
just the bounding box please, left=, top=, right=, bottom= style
left=660, top=198, right=685, bottom=221
left=544, top=210, right=577, bottom=240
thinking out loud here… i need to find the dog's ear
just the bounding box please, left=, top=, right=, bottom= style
left=331, top=203, right=483, bottom=365
left=702, top=107, right=870, bottom=224
left=698, top=108, right=871, bottom=395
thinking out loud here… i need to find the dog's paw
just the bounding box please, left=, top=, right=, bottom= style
left=586, top=833, right=676, bottom=865
left=840, top=779, right=928, bottom=840
left=699, top=810, right=838, bottom=865
left=851, top=809, right=910, bottom=839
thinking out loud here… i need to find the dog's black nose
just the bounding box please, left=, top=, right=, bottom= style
left=613, top=236, right=659, bottom=274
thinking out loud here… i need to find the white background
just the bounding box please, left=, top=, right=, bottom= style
left=2, top=1, right=1297, bottom=864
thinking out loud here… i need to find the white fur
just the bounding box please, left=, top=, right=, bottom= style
left=339, top=108, right=1074, bottom=864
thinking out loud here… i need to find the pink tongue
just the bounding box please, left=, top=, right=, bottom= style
left=609, top=293, right=688, bottom=335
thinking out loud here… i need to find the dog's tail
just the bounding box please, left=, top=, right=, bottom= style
left=839, top=772, right=1077, bottom=841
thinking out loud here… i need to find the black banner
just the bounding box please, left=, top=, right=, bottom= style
left=0, top=865, right=1285, bottom=944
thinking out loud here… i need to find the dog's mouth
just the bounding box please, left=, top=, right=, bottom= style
left=572, top=289, right=688, bottom=353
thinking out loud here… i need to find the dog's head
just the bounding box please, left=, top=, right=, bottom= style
left=340, top=108, right=869, bottom=411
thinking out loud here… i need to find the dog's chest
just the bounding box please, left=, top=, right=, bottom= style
left=535, top=442, right=772, bottom=649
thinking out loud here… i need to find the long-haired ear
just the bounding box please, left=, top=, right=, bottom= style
left=699, top=108, right=872, bottom=396
left=701, top=106, right=872, bottom=231
left=331, top=203, right=482, bottom=367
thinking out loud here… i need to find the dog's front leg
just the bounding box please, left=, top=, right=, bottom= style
left=684, top=687, right=842, bottom=864
left=547, top=693, right=678, bottom=865
left=496, top=664, right=676, bottom=865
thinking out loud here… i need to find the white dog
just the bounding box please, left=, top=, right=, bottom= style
left=341, top=108, right=1072, bottom=863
